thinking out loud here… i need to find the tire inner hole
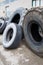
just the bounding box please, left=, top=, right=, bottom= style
left=11, top=13, right=20, bottom=24
left=6, top=28, right=13, bottom=42
left=0, top=23, right=2, bottom=27
left=30, top=21, right=42, bottom=42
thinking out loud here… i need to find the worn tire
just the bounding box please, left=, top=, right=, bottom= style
left=0, top=18, right=6, bottom=34
left=8, top=7, right=28, bottom=26
left=23, top=7, right=43, bottom=57
left=3, top=23, right=22, bottom=49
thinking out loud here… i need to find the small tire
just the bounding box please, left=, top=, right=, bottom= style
left=23, top=8, right=43, bottom=57
left=0, top=18, right=6, bottom=34
left=3, top=23, right=22, bottom=49
left=8, top=7, right=28, bottom=26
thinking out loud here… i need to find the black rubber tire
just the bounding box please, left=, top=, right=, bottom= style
left=3, top=23, right=22, bottom=49
left=23, top=7, right=43, bottom=57
left=8, top=7, right=28, bottom=26
left=0, top=17, right=6, bottom=34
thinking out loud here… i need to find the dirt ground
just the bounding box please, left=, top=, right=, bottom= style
left=0, top=35, right=43, bottom=65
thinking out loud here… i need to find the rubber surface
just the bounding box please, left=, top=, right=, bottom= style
left=0, top=17, right=6, bottom=34
left=3, top=23, right=22, bottom=49
left=23, top=7, right=43, bottom=57
left=8, top=7, right=28, bottom=26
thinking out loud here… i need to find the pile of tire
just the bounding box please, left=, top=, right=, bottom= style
left=2, top=7, right=28, bottom=49
left=1, top=7, right=43, bottom=57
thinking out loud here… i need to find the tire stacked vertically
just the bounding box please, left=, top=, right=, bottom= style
left=2, top=7, right=43, bottom=57
left=2, top=7, right=28, bottom=49
left=7, top=7, right=28, bottom=26
left=0, top=18, right=6, bottom=34
left=3, top=23, right=22, bottom=49
left=23, top=7, right=43, bottom=57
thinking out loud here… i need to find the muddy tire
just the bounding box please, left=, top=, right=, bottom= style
left=23, top=7, right=43, bottom=57
left=8, top=7, right=28, bottom=26
left=0, top=18, right=6, bottom=34
left=3, top=23, right=22, bottom=49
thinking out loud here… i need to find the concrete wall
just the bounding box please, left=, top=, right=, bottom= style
left=0, top=0, right=32, bottom=17
left=0, top=6, right=6, bottom=17
left=9, top=0, right=32, bottom=10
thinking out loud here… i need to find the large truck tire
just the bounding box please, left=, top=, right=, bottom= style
left=3, top=23, right=22, bottom=49
left=8, top=7, right=28, bottom=26
left=0, top=18, right=6, bottom=34
left=23, top=7, right=43, bottom=57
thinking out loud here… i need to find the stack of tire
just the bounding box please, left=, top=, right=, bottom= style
left=2, top=7, right=28, bottom=49
left=0, top=7, right=43, bottom=57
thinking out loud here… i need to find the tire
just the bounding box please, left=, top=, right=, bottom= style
left=23, top=7, right=43, bottom=57
left=0, top=17, right=6, bottom=34
left=8, top=7, right=28, bottom=26
left=3, top=23, right=22, bottom=49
